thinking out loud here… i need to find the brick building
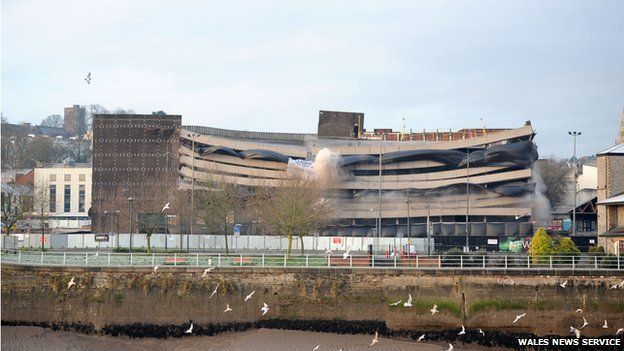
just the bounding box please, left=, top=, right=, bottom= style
left=91, top=114, right=181, bottom=233
left=63, top=105, right=86, bottom=137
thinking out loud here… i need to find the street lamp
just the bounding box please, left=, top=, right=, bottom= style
left=568, top=131, right=582, bottom=236
left=465, top=148, right=470, bottom=253
left=127, top=197, right=133, bottom=250
left=189, top=132, right=200, bottom=252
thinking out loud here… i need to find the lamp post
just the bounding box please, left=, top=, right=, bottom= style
left=189, top=132, right=200, bottom=252
left=465, top=148, right=470, bottom=253
left=377, top=132, right=386, bottom=253
left=426, top=202, right=431, bottom=255
left=127, top=197, right=133, bottom=251
left=568, top=131, right=581, bottom=236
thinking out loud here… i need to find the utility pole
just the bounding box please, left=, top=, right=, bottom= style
left=465, top=148, right=470, bottom=253
left=189, top=133, right=199, bottom=252
left=568, top=131, right=581, bottom=236
left=128, top=197, right=133, bottom=250
left=377, top=134, right=384, bottom=253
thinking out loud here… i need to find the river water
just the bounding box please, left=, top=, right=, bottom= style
left=1, top=326, right=486, bottom=351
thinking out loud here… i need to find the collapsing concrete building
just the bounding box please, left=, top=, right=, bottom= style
left=178, top=112, right=540, bottom=251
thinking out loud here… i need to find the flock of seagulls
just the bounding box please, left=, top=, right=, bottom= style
left=61, top=269, right=624, bottom=349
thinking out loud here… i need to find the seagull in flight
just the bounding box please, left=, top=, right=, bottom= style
left=324, top=249, right=333, bottom=255
left=581, top=317, right=588, bottom=329
left=570, top=326, right=581, bottom=339
left=94, top=251, right=99, bottom=257
left=84, top=72, right=91, bottom=84
left=244, top=290, right=255, bottom=302
left=185, top=323, right=193, bottom=334
left=559, top=280, right=568, bottom=288
left=261, top=302, right=269, bottom=315
left=209, top=283, right=219, bottom=298
left=403, top=294, right=412, bottom=307
left=202, top=267, right=215, bottom=277
left=343, top=247, right=351, bottom=260
left=603, top=320, right=608, bottom=329
left=67, top=277, right=76, bottom=289
left=446, top=343, right=454, bottom=351
left=430, top=304, right=439, bottom=315
left=513, top=312, right=526, bottom=324
left=457, top=325, right=466, bottom=336
left=388, top=299, right=402, bottom=306
left=616, top=328, right=624, bottom=335
left=223, top=304, right=232, bottom=313
left=416, top=334, right=425, bottom=342
left=478, top=329, right=485, bottom=337
left=575, top=309, right=583, bottom=314
left=368, top=331, right=378, bottom=347
left=153, top=265, right=159, bottom=274
left=312, top=346, right=320, bottom=351
left=619, top=280, right=624, bottom=288
left=162, top=202, right=170, bottom=212
left=610, top=284, right=618, bottom=289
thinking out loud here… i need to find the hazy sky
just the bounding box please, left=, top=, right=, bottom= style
left=2, top=0, right=623, bottom=158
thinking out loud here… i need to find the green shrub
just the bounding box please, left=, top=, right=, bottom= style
left=588, top=245, right=606, bottom=255
left=528, top=228, right=555, bottom=263
left=553, top=237, right=581, bottom=263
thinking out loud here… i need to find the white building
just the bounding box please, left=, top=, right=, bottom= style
left=33, top=158, right=92, bottom=230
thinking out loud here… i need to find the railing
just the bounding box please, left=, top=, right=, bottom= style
left=1, top=251, right=622, bottom=272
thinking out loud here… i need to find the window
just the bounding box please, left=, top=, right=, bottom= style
left=49, top=174, right=56, bottom=181
left=64, top=185, right=71, bottom=212
left=79, top=185, right=85, bottom=212
left=64, top=174, right=71, bottom=181
left=49, top=185, right=56, bottom=212
left=79, top=174, right=86, bottom=182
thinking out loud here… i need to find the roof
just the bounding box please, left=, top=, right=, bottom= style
left=1, top=183, right=33, bottom=196
left=599, top=226, right=624, bottom=237
left=596, top=193, right=624, bottom=206
left=597, top=143, right=624, bottom=156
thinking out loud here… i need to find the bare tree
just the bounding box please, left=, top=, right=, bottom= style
left=41, top=114, right=63, bottom=128
left=536, top=157, right=570, bottom=209
left=32, top=179, right=52, bottom=251
left=194, top=177, right=246, bottom=254
left=253, top=171, right=333, bottom=257
left=127, top=186, right=170, bottom=253
left=1, top=185, right=32, bottom=236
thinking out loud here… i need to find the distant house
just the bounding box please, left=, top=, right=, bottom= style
left=597, top=143, right=624, bottom=254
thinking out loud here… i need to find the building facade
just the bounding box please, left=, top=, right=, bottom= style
left=597, top=143, right=624, bottom=254
left=91, top=114, right=181, bottom=233
left=63, top=105, right=86, bottom=137
left=33, top=159, right=91, bottom=229
left=179, top=115, right=539, bottom=251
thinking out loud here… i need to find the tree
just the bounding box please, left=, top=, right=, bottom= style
left=536, top=157, right=570, bottom=209
left=253, top=171, right=333, bottom=257
left=41, top=114, right=63, bottom=128
left=1, top=186, right=31, bottom=236
left=86, top=104, right=110, bottom=131
left=194, top=177, right=246, bottom=254
left=528, top=228, right=554, bottom=263
left=127, top=186, right=170, bottom=253
left=555, top=237, right=581, bottom=256
left=32, top=179, right=52, bottom=251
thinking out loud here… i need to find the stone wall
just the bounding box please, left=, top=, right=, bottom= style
left=2, top=264, right=623, bottom=337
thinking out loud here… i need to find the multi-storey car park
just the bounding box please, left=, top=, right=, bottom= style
left=175, top=111, right=540, bottom=251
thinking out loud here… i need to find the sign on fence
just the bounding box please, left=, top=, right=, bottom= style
left=94, top=234, right=109, bottom=242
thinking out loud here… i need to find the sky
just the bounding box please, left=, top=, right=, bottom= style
left=2, top=0, right=623, bottom=158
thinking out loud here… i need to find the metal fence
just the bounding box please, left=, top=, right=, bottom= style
left=2, top=251, right=622, bottom=271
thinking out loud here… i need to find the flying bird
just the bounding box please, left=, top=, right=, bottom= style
left=416, top=334, right=425, bottom=342
left=162, top=202, right=170, bottom=212
left=478, top=329, right=485, bottom=337
left=430, top=304, right=439, bottom=315
left=67, top=277, right=76, bottom=289
left=261, top=302, right=269, bottom=315
left=559, top=280, right=568, bottom=288
left=368, top=331, right=378, bottom=347
left=244, top=290, right=255, bottom=302
left=185, top=323, right=193, bottom=334
left=603, top=320, right=608, bottom=329
left=616, top=328, right=624, bottom=335
left=388, top=299, right=402, bottom=306
left=324, top=249, right=333, bottom=255
left=446, top=343, right=454, bottom=351
left=342, top=247, right=351, bottom=260
left=513, top=312, right=526, bottom=324
left=209, top=283, right=219, bottom=298
left=619, top=280, right=624, bottom=288
left=457, top=325, right=466, bottom=336
left=94, top=251, right=99, bottom=257
left=84, top=72, right=91, bottom=84
left=313, top=346, right=320, bottom=351
left=581, top=317, right=588, bottom=329
left=570, top=326, right=581, bottom=339
left=202, top=267, right=215, bottom=277
left=153, top=265, right=159, bottom=274
left=223, top=304, right=232, bottom=313
left=610, top=284, right=618, bottom=289
left=403, top=294, right=412, bottom=307
left=575, top=309, right=583, bottom=314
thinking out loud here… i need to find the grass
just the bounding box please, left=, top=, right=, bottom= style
left=469, top=299, right=529, bottom=314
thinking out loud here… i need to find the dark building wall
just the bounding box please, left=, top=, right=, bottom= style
left=91, top=114, right=181, bottom=233
left=317, top=110, right=364, bottom=138
left=63, top=105, right=86, bottom=136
